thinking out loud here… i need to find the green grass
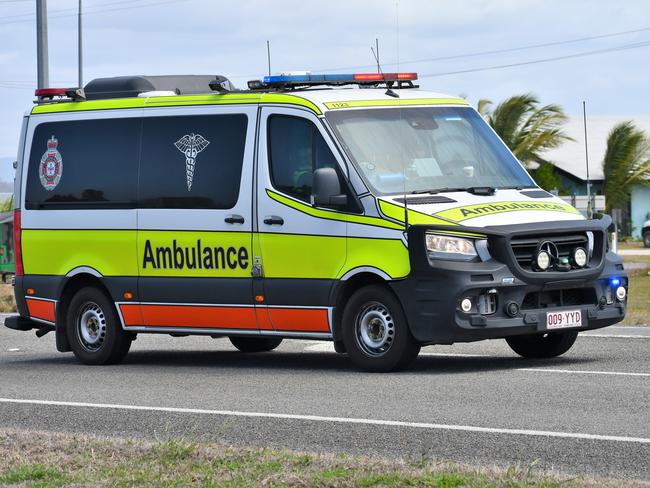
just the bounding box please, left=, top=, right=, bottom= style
left=0, top=428, right=627, bottom=488
left=623, top=273, right=650, bottom=325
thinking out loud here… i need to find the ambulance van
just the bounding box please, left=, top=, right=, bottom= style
left=5, top=73, right=627, bottom=371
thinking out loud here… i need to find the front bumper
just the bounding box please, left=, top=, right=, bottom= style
left=391, top=219, right=627, bottom=345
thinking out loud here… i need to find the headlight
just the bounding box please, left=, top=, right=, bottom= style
left=425, top=233, right=478, bottom=261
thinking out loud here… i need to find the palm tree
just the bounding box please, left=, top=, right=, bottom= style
left=602, top=121, right=650, bottom=213
left=478, top=93, right=572, bottom=166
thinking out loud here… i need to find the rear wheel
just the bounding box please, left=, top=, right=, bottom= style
left=643, top=230, right=650, bottom=248
left=342, top=285, right=420, bottom=372
left=66, top=286, right=132, bottom=365
left=506, top=330, right=578, bottom=358
left=229, top=336, right=282, bottom=352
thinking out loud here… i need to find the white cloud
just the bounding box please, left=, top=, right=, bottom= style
left=0, top=0, right=649, bottom=155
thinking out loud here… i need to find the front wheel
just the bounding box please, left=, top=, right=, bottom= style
left=506, top=330, right=578, bottom=358
left=229, top=336, right=282, bottom=352
left=342, top=285, right=420, bottom=372
left=66, top=287, right=132, bottom=365
left=643, top=231, right=650, bottom=248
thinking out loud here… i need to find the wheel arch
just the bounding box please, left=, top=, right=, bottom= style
left=331, top=270, right=394, bottom=341
left=54, top=270, right=113, bottom=352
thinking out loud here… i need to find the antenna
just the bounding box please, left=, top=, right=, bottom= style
left=266, top=40, right=271, bottom=76
left=582, top=101, right=592, bottom=219
left=375, top=38, right=380, bottom=73
left=371, top=44, right=398, bottom=98
left=395, top=0, right=408, bottom=230
left=78, top=0, right=83, bottom=87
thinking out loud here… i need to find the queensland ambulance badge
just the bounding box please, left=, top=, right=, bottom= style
left=39, top=136, right=63, bottom=191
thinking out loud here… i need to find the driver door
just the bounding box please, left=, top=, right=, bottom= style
left=254, top=107, right=348, bottom=335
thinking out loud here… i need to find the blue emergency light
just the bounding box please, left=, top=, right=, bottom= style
left=250, top=72, right=418, bottom=89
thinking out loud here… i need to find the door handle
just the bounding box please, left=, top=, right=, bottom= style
left=225, top=214, right=245, bottom=224
left=263, top=215, right=284, bottom=226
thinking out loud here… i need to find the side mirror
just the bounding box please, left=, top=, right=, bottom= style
left=312, top=167, right=348, bottom=208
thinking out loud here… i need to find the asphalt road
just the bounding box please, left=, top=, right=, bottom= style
left=1, top=315, right=648, bottom=482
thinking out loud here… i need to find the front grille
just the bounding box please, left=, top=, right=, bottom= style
left=510, top=233, right=589, bottom=271
left=521, top=287, right=597, bottom=310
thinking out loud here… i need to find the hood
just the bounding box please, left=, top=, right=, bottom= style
left=378, top=189, right=584, bottom=228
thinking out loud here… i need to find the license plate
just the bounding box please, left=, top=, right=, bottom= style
left=546, top=310, right=582, bottom=329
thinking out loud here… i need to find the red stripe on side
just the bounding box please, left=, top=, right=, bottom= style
left=122, top=304, right=258, bottom=329
left=268, top=308, right=330, bottom=332
left=254, top=308, right=274, bottom=330
left=119, top=304, right=145, bottom=326
left=26, top=298, right=55, bottom=323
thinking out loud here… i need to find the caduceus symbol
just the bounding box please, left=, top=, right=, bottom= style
left=174, top=133, right=210, bottom=191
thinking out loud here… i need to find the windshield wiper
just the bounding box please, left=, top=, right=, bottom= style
left=497, top=185, right=538, bottom=190
left=411, top=186, right=496, bottom=196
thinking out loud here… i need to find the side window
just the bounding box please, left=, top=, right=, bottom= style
left=139, top=114, right=247, bottom=209
left=25, top=118, right=140, bottom=209
left=268, top=115, right=338, bottom=202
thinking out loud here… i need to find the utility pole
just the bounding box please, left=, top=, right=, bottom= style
left=36, top=0, right=49, bottom=89
left=582, top=101, right=593, bottom=219
left=78, top=0, right=83, bottom=87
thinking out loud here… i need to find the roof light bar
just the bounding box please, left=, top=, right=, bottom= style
left=252, top=72, right=418, bottom=89
left=34, top=87, right=86, bottom=101
left=35, top=88, right=69, bottom=97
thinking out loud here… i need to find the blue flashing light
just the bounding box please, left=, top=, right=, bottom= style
left=262, top=74, right=354, bottom=84
left=610, top=278, right=621, bottom=287
left=260, top=72, right=418, bottom=86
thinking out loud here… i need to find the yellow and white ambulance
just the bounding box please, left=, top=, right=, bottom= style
left=6, top=73, right=627, bottom=371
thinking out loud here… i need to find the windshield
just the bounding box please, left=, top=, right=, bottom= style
left=325, top=106, right=535, bottom=195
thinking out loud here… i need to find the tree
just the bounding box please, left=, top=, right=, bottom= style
left=0, top=196, right=12, bottom=212
left=531, top=162, right=563, bottom=193
left=478, top=93, right=573, bottom=166
left=602, top=121, right=650, bottom=213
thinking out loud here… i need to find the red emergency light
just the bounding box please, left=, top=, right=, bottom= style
left=34, top=87, right=86, bottom=101
left=353, top=73, right=418, bottom=82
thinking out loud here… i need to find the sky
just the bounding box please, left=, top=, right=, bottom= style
left=0, top=0, right=649, bottom=159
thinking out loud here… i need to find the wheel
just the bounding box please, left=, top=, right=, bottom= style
left=643, top=231, right=650, bottom=248
left=506, top=330, right=578, bottom=358
left=66, top=287, right=132, bottom=365
left=229, top=336, right=282, bottom=352
left=342, top=285, right=420, bottom=372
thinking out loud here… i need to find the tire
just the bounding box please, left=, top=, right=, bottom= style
left=342, top=285, right=420, bottom=372
left=506, top=330, right=578, bottom=358
left=66, top=286, right=132, bottom=365
left=643, top=231, right=650, bottom=248
left=229, top=336, right=282, bottom=353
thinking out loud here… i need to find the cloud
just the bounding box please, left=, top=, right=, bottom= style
left=0, top=0, right=649, bottom=155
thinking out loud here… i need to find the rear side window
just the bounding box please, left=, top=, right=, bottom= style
left=268, top=115, right=338, bottom=202
left=25, top=118, right=141, bottom=209
left=139, top=114, right=247, bottom=209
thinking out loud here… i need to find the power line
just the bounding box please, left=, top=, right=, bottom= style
left=0, top=0, right=190, bottom=25
left=0, top=0, right=146, bottom=20
left=418, top=40, right=650, bottom=78
left=226, top=25, right=650, bottom=79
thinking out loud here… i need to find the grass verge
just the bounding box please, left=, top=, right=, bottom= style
left=0, top=284, right=15, bottom=313
left=0, top=429, right=640, bottom=488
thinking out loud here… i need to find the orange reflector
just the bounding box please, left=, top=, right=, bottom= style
left=26, top=288, right=35, bottom=295
left=255, top=295, right=265, bottom=303
left=123, top=292, right=133, bottom=300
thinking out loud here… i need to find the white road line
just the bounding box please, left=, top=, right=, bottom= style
left=0, top=398, right=647, bottom=444
left=303, top=343, right=487, bottom=357
left=517, top=368, right=650, bottom=377
left=419, top=352, right=487, bottom=357
left=580, top=334, right=650, bottom=339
